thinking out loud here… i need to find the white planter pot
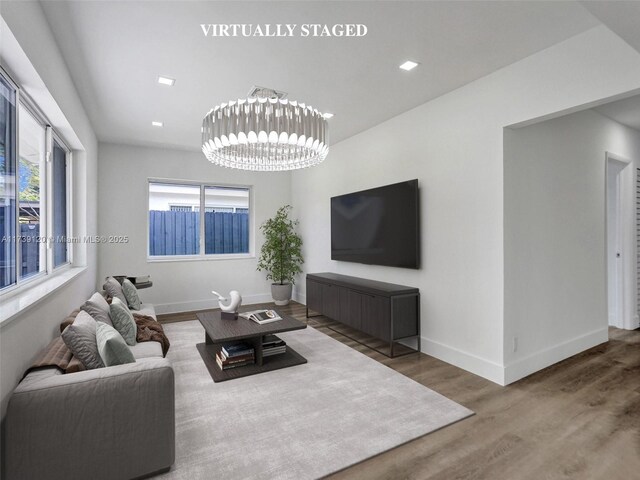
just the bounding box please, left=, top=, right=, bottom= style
left=271, top=283, right=293, bottom=306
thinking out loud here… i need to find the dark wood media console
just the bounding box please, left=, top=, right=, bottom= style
left=306, top=273, right=420, bottom=357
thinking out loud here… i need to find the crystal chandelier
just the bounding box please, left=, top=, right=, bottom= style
left=201, top=87, right=329, bottom=171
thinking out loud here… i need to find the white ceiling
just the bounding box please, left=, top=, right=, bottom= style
left=594, top=94, right=640, bottom=132
left=581, top=0, right=640, bottom=131
left=38, top=1, right=609, bottom=151
left=581, top=1, right=640, bottom=54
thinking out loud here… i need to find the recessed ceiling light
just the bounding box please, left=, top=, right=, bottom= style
left=323, top=112, right=334, bottom=119
left=152, top=121, right=163, bottom=127
left=157, top=76, right=175, bottom=86
left=399, top=60, right=419, bottom=71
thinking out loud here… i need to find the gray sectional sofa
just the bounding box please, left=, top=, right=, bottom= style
left=5, top=301, right=175, bottom=480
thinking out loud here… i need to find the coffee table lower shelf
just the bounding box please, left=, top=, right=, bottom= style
left=196, top=342, right=307, bottom=382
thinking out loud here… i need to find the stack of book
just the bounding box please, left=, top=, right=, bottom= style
left=262, top=334, right=286, bottom=357
left=216, top=342, right=255, bottom=370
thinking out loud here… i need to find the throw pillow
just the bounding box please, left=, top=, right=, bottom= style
left=81, top=292, right=113, bottom=326
left=60, top=309, right=81, bottom=334
left=61, top=310, right=105, bottom=369
left=122, top=279, right=141, bottom=310
left=109, top=297, right=137, bottom=346
left=95, top=322, right=136, bottom=366
left=103, top=276, right=127, bottom=304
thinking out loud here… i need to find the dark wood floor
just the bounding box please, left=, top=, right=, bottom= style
left=159, top=302, right=640, bottom=480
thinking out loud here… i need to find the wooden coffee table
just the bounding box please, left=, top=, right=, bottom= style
left=196, top=309, right=307, bottom=382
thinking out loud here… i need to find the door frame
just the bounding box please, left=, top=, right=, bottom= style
left=605, top=152, right=637, bottom=330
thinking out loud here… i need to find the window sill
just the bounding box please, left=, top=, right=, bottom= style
left=147, top=253, right=255, bottom=263
left=0, top=266, right=87, bottom=328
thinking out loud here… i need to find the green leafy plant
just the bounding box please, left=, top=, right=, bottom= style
left=257, top=205, right=303, bottom=285
left=19, top=159, right=40, bottom=202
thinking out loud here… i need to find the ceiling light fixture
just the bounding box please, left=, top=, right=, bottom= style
left=157, top=76, right=175, bottom=86
left=202, top=86, right=329, bottom=171
left=152, top=121, right=163, bottom=127
left=399, top=60, right=419, bottom=71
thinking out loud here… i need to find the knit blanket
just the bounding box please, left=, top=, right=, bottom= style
left=133, top=313, right=171, bottom=357
left=25, top=337, right=85, bottom=377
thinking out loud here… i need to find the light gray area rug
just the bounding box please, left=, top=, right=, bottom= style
left=156, top=320, right=473, bottom=480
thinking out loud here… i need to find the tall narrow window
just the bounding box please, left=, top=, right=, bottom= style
left=18, top=104, right=46, bottom=279
left=52, top=139, right=68, bottom=266
left=0, top=75, right=16, bottom=289
left=0, top=72, right=74, bottom=296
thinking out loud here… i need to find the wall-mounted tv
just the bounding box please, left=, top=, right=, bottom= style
left=331, top=179, right=420, bottom=269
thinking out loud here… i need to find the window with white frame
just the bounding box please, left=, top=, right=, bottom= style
left=18, top=103, right=46, bottom=279
left=148, top=181, right=250, bottom=257
left=52, top=137, right=69, bottom=266
left=0, top=71, right=72, bottom=293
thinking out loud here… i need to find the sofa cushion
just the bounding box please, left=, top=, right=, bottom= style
left=95, top=322, right=136, bottom=366
left=103, top=276, right=127, bottom=304
left=137, top=304, right=156, bottom=320
left=109, top=297, right=137, bottom=346
left=81, top=292, right=112, bottom=326
left=129, top=341, right=163, bottom=359
left=61, top=310, right=104, bottom=369
left=122, top=279, right=141, bottom=310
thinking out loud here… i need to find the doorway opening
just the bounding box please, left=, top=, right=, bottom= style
left=606, top=153, right=634, bottom=329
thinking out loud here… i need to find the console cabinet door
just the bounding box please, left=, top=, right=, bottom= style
left=361, top=294, right=391, bottom=341
left=338, top=287, right=350, bottom=326
left=345, top=290, right=363, bottom=331
left=306, top=280, right=323, bottom=314
left=321, top=283, right=340, bottom=320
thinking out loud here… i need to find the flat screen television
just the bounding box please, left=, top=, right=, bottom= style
left=331, top=179, right=420, bottom=269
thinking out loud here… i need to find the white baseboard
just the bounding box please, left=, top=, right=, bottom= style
left=503, top=327, right=609, bottom=385
left=293, top=291, right=306, bottom=305
left=420, top=336, right=506, bottom=385
left=154, top=293, right=273, bottom=315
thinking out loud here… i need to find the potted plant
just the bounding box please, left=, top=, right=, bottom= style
left=257, top=205, right=303, bottom=305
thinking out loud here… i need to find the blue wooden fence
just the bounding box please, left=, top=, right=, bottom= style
left=149, top=211, right=199, bottom=255
left=204, top=211, right=249, bottom=254
left=20, top=224, right=40, bottom=276
left=149, top=211, right=249, bottom=256
left=0, top=207, right=14, bottom=288
left=0, top=215, right=40, bottom=286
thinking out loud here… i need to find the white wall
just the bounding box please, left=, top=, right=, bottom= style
left=292, top=26, right=640, bottom=385
left=0, top=1, right=98, bottom=427
left=97, top=143, right=292, bottom=314
left=503, top=110, right=640, bottom=384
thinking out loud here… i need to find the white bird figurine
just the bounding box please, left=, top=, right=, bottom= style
left=211, top=290, right=242, bottom=313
